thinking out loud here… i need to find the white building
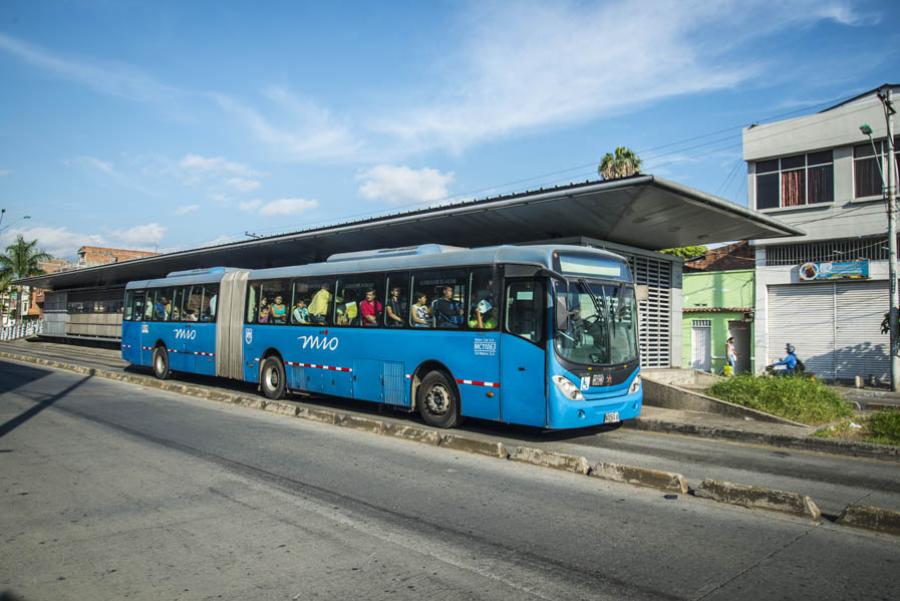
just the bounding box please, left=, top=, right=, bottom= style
left=745, top=84, right=899, bottom=383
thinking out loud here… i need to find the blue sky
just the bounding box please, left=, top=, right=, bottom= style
left=0, top=0, right=897, bottom=259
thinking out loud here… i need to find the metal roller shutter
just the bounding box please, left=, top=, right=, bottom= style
left=768, top=284, right=835, bottom=378
left=835, top=281, right=888, bottom=383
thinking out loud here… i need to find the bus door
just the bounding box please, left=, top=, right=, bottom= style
left=500, top=279, right=548, bottom=427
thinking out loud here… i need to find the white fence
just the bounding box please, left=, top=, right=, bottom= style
left=0, top=320, right=44, bottom=341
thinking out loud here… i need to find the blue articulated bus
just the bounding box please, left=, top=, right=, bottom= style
left=122, top=244, right=642, bottom=429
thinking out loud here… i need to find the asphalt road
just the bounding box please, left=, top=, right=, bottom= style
left=1, top=360, right=898, bottom=600
left=4, top=340, right=899, bottom=517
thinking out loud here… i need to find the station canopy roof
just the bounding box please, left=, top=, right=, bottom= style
left=21, top=175, right=802, bottom=291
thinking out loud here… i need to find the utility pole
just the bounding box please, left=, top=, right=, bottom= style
left=881, top=86, right=898, bottom=391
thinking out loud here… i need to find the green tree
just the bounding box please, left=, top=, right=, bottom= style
left=659, top=246, right=708, bottom=261
left=598, top=146, right=642, bottom=180
left=0, top=235, right=51, bottom=323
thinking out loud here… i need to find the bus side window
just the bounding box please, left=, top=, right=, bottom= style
left=335, top=275, right=383, bottom=327
left=468, top=267, right=497, bottom=330
left=203, top=284, right=219, bottom=322
left=413, top=269, right=467, bottom=329
left=260, top=280, right=289, bottom=325
left=505, top=280, right=545, bottom=343
left=246, top=284, right=259, bottom=324
left=124, top=291, right=134, bottom=321
left=143, top=289, right=155, bottom=321
left=131, top=291, right=145, bottom=321
left=384, top=272, right=409, bottom=328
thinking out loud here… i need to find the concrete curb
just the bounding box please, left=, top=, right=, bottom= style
left=626, top=417, right=900, bottom=462
left=836, top=504, right=900, bottom=536
left=590, top=462, right=689, bottom=494
left=5, top=349, right=899, bottom=536
left=509, top=446, right=591, bottom=474
left=694, top=479, right=821, bottom=520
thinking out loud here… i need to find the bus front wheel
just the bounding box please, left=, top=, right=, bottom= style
left=152, top=346, right=170, bottom=380
left=417, top=371, right=460, bottom=428
left=260, top=356, right=286, bottom=400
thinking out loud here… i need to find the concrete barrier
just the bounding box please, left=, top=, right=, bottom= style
left=439, top=434, right=509, bottom=459
left=694, top=479, right=821, bottom=520
left=590, top=462, right=688, bottom=494
left=386, top=425, right=441, bottom=446
left=338, top=414, right=387, bottom=434
left=265, top=400, right=300, bottom=417
left=509, top=446, right=590, bottom=475
left=837, top=504, right=900, bottom=536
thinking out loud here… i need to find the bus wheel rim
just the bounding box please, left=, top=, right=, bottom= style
left=425, top=384, right=450, bottom=415
left=155, top=353, right=164, bottom=372
left=266, top=365, right=278, bottom=389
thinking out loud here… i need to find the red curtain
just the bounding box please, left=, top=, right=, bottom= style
left=781, top=170, right=804, bottom=206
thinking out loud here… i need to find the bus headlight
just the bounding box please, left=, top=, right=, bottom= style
left=552, top=375, right=584, bottom=401
left=628, top=375, right=642, bottom=395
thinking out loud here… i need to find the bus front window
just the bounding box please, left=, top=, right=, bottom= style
left=554, top=281, right=638, bottom=366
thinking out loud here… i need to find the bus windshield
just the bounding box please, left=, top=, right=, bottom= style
left=554, top=280, right=639, bottom=366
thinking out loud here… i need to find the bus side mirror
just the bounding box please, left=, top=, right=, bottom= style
left=555, top=295, right=568, bottom=331
left=635, top=284, right=649, bottom=302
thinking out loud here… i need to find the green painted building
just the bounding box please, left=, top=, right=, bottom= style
left=682, top=269, right=755, bottom=374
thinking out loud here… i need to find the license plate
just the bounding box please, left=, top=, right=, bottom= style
left=604, top=411, right=620, bottom=424
left=592, top=374, right=606, bottom=386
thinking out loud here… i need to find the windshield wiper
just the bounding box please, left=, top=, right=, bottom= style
left=577, top=278, right=605, bottom=321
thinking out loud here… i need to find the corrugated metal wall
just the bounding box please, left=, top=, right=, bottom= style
left=768, top=281, right=888, bottom=382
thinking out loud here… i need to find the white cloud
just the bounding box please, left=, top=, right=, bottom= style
left=213, top=88, right=362, bottom=162
left=0, top=33, right=176, bottom=104
left=179, top=154, right=259, bottom=177
left=74, top=156, right=116, bottom=175
left=240, top=197, right=319, bottom=216
left=174, top=204, right=200, bottom=216
left=226, top=177, right=261, bottom=192
left=370, top=0, right=875, bottom=154
left=109, top=222, right=166, bottom=248
left=357, top=165, right=454, bottom=205
left=0, top=169, right=10, bottom=177
left=0, top=226, right=104, bottom=260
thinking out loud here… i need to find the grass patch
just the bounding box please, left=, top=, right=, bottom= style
left=815, top=409, right=900, bottom=446
left=706, top=375, right=852, bottom=425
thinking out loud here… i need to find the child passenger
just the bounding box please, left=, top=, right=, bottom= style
left=292, top=299, right=310, bottom=324
left=411, top=292, right=431, bottom=328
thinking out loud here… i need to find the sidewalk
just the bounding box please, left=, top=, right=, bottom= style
left=1, top=338, right=896, bottom=461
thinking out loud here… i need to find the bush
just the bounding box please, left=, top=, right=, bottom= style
left=707, top=375, right=852, bottom=425
left=867, top=409, right=900, bottom=445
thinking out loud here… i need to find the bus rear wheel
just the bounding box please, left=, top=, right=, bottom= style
left=152, top=346, right=170, bottom=380
left=260, top=356, right=286, bottom=400
left=417, top=371, right=460, bottom=428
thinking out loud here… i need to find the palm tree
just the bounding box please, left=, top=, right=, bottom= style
left=598, top=146, right=642, bottom=180
left=0, top=235, right=51, bottom=323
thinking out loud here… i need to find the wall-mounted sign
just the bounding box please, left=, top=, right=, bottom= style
left=798, top=260, right=869, bottom=281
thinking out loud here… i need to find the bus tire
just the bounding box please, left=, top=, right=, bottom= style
left=260, top=356, right=286, bottom=400
left=152, top=346, right=170, bottom=380
left=417, top=370, right=460, bottom=428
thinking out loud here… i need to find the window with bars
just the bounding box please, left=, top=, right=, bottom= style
left=765, top=236, right=889, bottom=266
left=755, top=151, right=834, bottom=210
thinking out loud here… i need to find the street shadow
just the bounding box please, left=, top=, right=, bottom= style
left=0, top=360, right=54, bottom=395
left=0, top=374, right=92, bottom=439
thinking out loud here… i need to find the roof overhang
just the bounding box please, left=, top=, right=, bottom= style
left=18, top=175, right=802, bottom=291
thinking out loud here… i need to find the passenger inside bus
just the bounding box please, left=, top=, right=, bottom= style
left=271, top=295, right=287, bottom=324
left=385, top=286, right=405, bottom=327
left=433, top=286, right=464, bottom=328
left=411, top=292, right=431, bottom=327
left=359, top=289, right=382, bottom=327
left=292, top=299, right=310, bottom=324
left=185, top=309, right=198, bottom=322
left=258, top=305, right=270, bottom=324
left=308, top=283, right=331, bottom=324
left=468, top=299, right=495, bottom=329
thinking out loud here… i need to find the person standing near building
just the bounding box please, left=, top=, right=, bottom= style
left=725, top=337, right=737, bottom=376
